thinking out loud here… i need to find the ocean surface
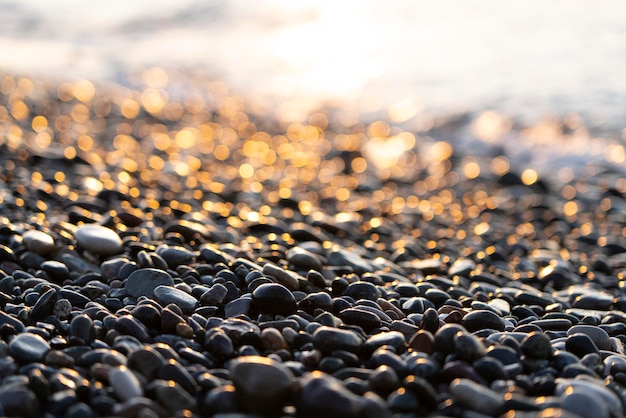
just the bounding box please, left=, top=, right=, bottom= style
left=1, top=0, right=625, bottom=171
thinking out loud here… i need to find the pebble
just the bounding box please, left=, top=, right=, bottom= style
left=295, top=371, right=363, bottom=418
left=108, top=365, right=143, bottom=402
left=153, top=285, right=198, bottom=314
left=22, top=229, right=55, bottom=255
left=229, top=355, right=294, bottom=416
left=124, top=268, right=175, bottom=298
left=74, top=224, right=123, bottom=255
left=8, top=332, right=51, bottom=363
left=313, top=326, right=363, bottom=354
left=449, top=378, right=505, bottom=414
left=567, top=324, right=611, bottom=350
left=252, top=283, right=297, bottom=316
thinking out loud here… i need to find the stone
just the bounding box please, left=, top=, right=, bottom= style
left=125, top=268, right=175, bottom=298
left=295, top=371, right=363, bottom=418
left=313, top=326, right=363, bottom=354
left=462, top=310, right=505, bottom=332
left=109, top=365, right=143, bottom=402
left=252, top=283, right=297, bottom=316
left=449, top=378, right=505, bottom=414
left=153, top=285, right=198, bottom=314
left=75, top=224, right=123, bottom=255
left=9, top=333, right=50, bottom=363
left=229, top=355, right=294, bottom=416
left=567, top=324, right=610, bottom=351
left=22, top=230, right=55, bottom=255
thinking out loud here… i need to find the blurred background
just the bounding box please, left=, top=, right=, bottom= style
left=1, top=0, right=625, bottom=169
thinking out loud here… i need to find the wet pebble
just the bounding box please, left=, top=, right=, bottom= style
left=8, top=332, right=50, bottom=363
left=74, top=224, right=123, bottom=255
left=125, top=268, right=175, bottom=298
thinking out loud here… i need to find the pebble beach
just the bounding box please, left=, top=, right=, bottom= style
left=0, top=70, right=625, bottom=418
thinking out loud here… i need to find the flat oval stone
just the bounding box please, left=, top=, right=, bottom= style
left=75, top=225, right=123, bottom=255
left=229, top=355, right=294, bottom=416
left=252, top=283, right=297, bottom=316
left=295, top=371, right=363, bottom=418
left=449, top=378, right=505, bottom=414
left=313, top=326, right=363, bottom=354
left=9, top=332, right=50, bottom=363
left=555, top=378, right=623, bottom=417
left=343, top=281, right=381, bottom=301
left=462, top=310, right=505, bottom=332
left=125, top=268, right=175, bottom=298
left=153, top=285, right=198, bottom=314
left=22, top=230, right=55, bottom=255
left=109, top=365, right=144, bottom=401
left=521, top=331, right=552, bottom=359
left=567, top=324, right=610, bottom=351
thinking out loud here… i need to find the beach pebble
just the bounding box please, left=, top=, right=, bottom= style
left=567, top=325, right=610, bottom=350
left=22, top=230, right=55, bottom=255
left=313, top=326, right=363, bottom=354
left=75, top=225, right=123, bottom=255
left=295, top=371, right=363, bottom=418
left=108, top=366, right=143, bottom=401
left=229, top=355, right=294, bottom=416
left=125, top=268, right=175, bottom=298
left=252, top=283, right=297, bottom=316
left=9, top=332, right=50, bottom=363
left=449, top=378, right=505, bottom=414
left=153, top=285, right=198, bottom=314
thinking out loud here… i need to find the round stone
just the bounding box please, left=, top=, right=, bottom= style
left=22, top=230, right=55, bottom=255
left=343, top=281, right=380, bottom=301
left=125, top=268, right=175, bottom=298
left=9, top=332, right=51, bottom=363
left=229, top=355, right=294, bottom=416
left=75, top=225, right=123, bottom=256
left=449, top=378, right=505, bottom=415
left=252, top=283, right=297, bottom=316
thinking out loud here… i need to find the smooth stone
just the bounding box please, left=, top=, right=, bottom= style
left=572, top=292, right=614, bottom=310
left=454, top=333, right=486, bottom=362
left=295, top=371, right=363, bottom=418
left=30, top=288, right=57, bottom=321
left=125, top=268, right=174, bottom=298
left=252, top=283, right=297, bottom=316
left=153, top=285, right=198, bottom=314
left=449, top=378, right=505, bottom=414
left=22, top=230, right=55, bottom=255
left=567, top=325, right=610, bottom=351
left=75, top=225, right=123, bottom=255
left=488, top=298, right=511, bottom=315
left=462, top=310, right=505, bottom=332
left=40, top=260, right=69, bottom=281
left=562, top=390, right=610, bottom=418
left=127, top=347, right=166, bottom=379
left=155, top=245, right=194, bottom=268
left=109, top=365, right=144, bottom=402
left=286, top=246, right=323, bottom=271
left=363, top=331, right=406, bottom=355
left=262, top=263, right=300, bottom=291
left=229, top=355, right=294, bottom=416
left=339, top=308, right=381, bottom=331
left=200, top=283, right=229, bottom=306
left=0, top=310, right=25, bottom=333
left=155, top=381, right=197, bottom=412
left=70, top=314, right=95, bottom=344
left=0, top=387, right=40, bottom=418
left=9, top=332, right=50, bottom=363
left=224, top=296, right=252, bottom=317
left=555, top=378, right=623, bottom=417
left=343, top=281, right=381, bottom=301
left=566, top=333, right=599, bottom=358
left=312, top=326, right=363, bottom=354
left=327, top=249, right=373, bottom=275
left=521, top=331, right=552, bottom=359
